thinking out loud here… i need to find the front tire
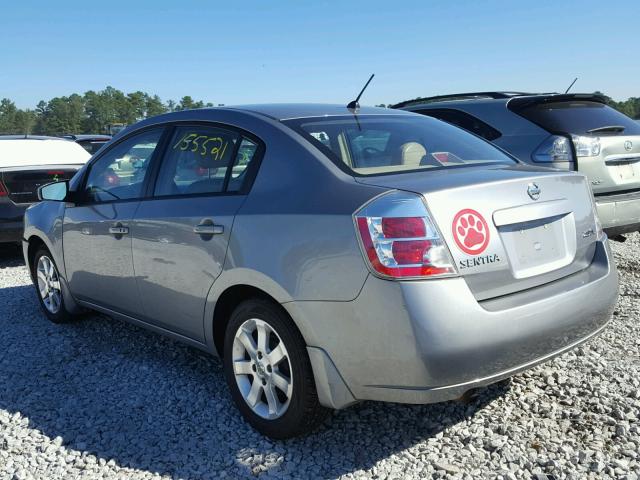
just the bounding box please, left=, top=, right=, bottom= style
left=223, top=298, right=329, bottom=439
left=33, top=247, right=73, bottom=323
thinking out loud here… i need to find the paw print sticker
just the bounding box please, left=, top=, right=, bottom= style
left=452, top=209, right=490, bottom=255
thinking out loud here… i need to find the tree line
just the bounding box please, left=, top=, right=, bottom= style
left=1, top=86, right=639, bottom=137
left=0, top=86, right=217, bottom=136
left=595, top=92, right=640, bottom=120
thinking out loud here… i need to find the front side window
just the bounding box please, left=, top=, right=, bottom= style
left=83, top=129, right=162, bottom=203
left=283, top=115, right=515, bottom=176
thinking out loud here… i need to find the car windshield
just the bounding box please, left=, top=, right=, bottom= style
left=283, top=115, right=515, bottom=176
left=76, top=140, right=108, bottom=154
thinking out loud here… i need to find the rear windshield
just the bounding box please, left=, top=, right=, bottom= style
left=283, top=115, right=515, bottom=176
left=515, top=101, right=640, bottom=136
left=78, top=140, right=108, bottom=155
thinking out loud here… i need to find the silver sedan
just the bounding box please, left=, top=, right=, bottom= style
left=23, top=104, right=618, bottom=438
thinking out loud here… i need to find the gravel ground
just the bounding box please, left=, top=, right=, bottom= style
left=0, top=235, right=638, bottom=480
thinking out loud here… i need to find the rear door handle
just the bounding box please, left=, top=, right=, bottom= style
left=193, top=221, right=223, bottom=235
left=109, top=225, right=129, bottom=235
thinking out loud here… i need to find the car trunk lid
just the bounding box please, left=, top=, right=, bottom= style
left=355, top=164, right=598, bottom=300
left=581, top=134, right=640, bottom=195
left=1, top=167, right=79, bottom=204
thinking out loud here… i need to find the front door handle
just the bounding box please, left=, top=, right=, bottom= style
left=109, top=225, right=129, bottom=235
left=193, top=221, right=223, bottom=235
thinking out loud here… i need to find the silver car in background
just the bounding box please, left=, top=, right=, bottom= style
left=393, top=92, right=640, bottom=237
left=23, top=104, right=618, bottom=438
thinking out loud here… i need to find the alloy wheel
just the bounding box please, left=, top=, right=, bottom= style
left=232, top=318, right=293, bottom=419
left=36, top=255, right=62, bottom=314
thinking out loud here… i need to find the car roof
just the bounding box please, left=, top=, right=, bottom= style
left=119, top=103, right=416, bottom=139
left=63, top=134, right=112, bottom=141
left=0, top=135, right=65, bottom=141
left=223, top=103, right=410, bottom=120
left=392, top=92, right=607, bottom=110
left=0, top=138, right=91, bottom=168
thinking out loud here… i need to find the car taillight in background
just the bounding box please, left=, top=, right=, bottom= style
left=0, top=181, right=7, bottom=197
left=354, top=191, right=457, bottom=279
left=532, top=135, right=572, bottom=163
left=571, top=135, right=601, bottom=158
left=533, top=135, right=601, bottom=164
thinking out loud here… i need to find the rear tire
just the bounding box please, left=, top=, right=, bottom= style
left=32, top=247, right=74, bottom=323
left=223, top=298, right=329, bottom=439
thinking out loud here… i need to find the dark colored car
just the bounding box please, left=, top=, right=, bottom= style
left=63, top=134, right=112, bottom=155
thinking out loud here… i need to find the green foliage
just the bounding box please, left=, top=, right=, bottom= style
left=594, top=91, right=640, bottom=120
left=1, top=88, right=638, bottom=137
left=0, top=86, right=213, bottom=135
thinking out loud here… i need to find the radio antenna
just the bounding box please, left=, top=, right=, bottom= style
left=347, top=74, right=375, bottom=110
left=564, top=77, right=578, bottom=94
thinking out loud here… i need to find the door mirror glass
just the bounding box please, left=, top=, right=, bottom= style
left=38, top=181, right=69, bottom=202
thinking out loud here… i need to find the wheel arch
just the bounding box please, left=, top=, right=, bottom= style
left=204, top=269, right=316, bottom=358
left=25, top=233, right=83, bottom=315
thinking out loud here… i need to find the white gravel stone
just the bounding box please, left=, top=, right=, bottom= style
left=0, top=234, right=639, bottom=479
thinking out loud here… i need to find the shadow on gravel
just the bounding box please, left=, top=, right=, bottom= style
left=0, top=251, right=510, bottom=479
left=0, top=243, right=23, bottom=267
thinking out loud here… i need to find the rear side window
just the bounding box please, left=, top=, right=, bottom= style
left=514, top=101, right=640, bottom=136
left=154, top=126, right=260, bottom=196
left=228, top=138, right=259, bottom=192
left=283, top=115, right=515, bottom=176
left=417, top=108, right=502, bottom=141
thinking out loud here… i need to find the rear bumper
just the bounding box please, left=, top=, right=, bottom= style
left=596, top=190, right=640, bottom=235
left=288, top=239, right=618, bottom=408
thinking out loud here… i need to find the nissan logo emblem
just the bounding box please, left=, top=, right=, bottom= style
left=624, top=140, right=633, bottom=151
left=527, top=183, right=541, bottom=200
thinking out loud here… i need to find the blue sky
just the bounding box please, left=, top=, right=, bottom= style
left=1, top=0, right=639, bottom=108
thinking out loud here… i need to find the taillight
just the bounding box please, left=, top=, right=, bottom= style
left=571, top=135, right=601, bottom=157
left=354, top=191, right=457, bottom=279
left=0, top=181, right=7, bottom=197
left=585, top=181, right=605, bottom=240
left=532, top=135, right=573, bottom=163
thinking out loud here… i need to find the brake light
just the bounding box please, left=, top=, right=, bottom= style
left=0, top=181, right=7, bottom=197
left=354, top=191, right=457, bottom=279
left=571, top=135, right=601, bottom=157
left=532, top=135, right=573, bottom=163
left=585, top=181, right=605, bottom=240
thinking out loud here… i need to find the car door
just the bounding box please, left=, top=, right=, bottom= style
left=63, top=128, right=166, bottom=316
left=131, top=124, right=262, bottom=341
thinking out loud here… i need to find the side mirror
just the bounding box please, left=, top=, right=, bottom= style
left=38, top=180, right=70, bottom=202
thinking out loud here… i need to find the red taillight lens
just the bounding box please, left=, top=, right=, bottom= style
left=381, top=217, right=426, bottom=238
left=355, top=192, right=457, bottom=279
left=0, top=181, right=7, bottom=197
left=392, top=240, right=431, bottom=264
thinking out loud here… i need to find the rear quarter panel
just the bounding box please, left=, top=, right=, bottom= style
left=220, top=115, right=382, bottom=302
